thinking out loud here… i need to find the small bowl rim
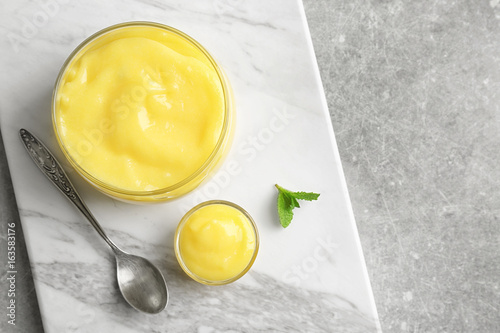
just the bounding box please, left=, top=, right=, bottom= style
left=174, top=200, right=259, bottom=285
left=51, top=21, right=232, bottom=199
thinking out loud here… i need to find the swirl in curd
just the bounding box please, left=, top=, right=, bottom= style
left=53, top=23, right=231, bottom=200
left=175, top=201, right=258, bottom=284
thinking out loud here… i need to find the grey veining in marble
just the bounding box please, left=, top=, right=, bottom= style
left=17, top=206, right=377, bottom=332
left=7, top=0, right=499, bottom=331
left=0, top=0, right=380, bottom=332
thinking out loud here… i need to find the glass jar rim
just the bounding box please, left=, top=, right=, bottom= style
left=51, top=21, right=232, bottom=197
left=174, top=200, right=259, bottom=285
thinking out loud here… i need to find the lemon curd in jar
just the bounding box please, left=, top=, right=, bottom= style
left=52, top=22, right=233, bottom=201
left=175, top=201, right=259, bottom=285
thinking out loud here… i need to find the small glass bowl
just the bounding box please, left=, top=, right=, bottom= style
left=52, top=22, right=234, bottom=202
left=174, top=200, right=259, bottom=285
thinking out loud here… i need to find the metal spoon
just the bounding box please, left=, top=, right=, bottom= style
left=19, top=128, right=168, bottom=314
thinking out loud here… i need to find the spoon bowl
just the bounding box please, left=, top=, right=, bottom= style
left=115, top=250, right=168, bottom=314
left=20, top=129, right=169, bottom=314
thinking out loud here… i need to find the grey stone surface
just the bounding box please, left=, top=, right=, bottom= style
left=0, top=130, right=44, bottom=333
left=303, top=0, right=500, bottom=332
left=2, top=1, right=499, bottom=332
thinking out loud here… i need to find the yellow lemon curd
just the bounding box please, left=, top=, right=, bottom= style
left=175, top=201, right=258, bottom=284
left=53, top=23, right=232, bottom=201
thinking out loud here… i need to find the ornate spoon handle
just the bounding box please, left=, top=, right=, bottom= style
left=19, top=129, right=119, bottom=252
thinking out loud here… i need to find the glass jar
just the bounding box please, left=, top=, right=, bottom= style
left=174, top=200, right=259, bottom=285
left=52, top=22, right=234, bottom=202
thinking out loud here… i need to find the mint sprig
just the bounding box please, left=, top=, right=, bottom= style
left=275, top=184, right=320, bottom=228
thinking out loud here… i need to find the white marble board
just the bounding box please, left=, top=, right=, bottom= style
left=0, top=0, right=381, bottom=331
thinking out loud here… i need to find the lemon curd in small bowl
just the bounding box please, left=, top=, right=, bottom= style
left=52, top=22, right=234, bottom=201
left=174, top=200, right=259, bottom=285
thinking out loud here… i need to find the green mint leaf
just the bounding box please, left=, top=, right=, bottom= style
left=275, top=184, right=320, bottom=228
left=275, top=184, right=292, bottom=195
left=290, top=191, right=320, bottom=201
left=277, top=191, right=294, bottom=228
left=290, top=196, right=301, bottom=208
